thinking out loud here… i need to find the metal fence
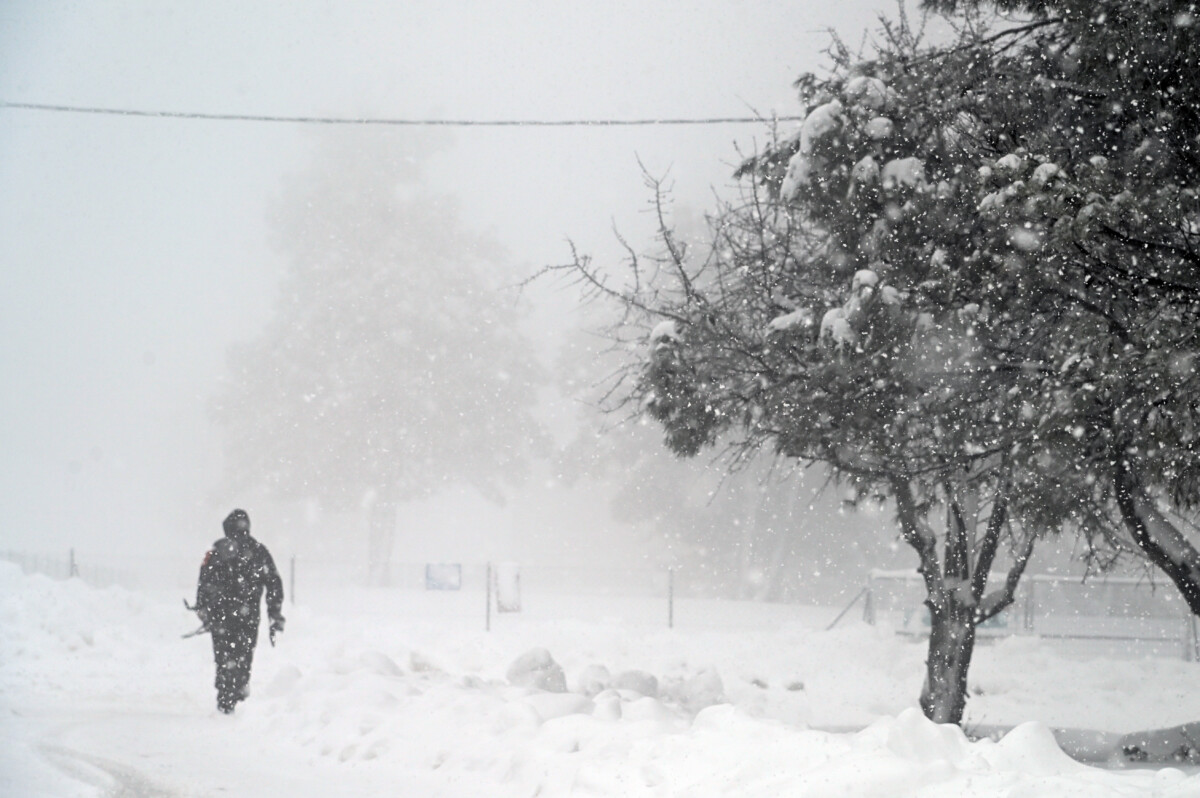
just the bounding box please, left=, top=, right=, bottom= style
left=0, top=549, right=135, bottom=589
left=864, top=569, right=1200, bottom=661
left=9, top=549, right=1198, bottom=654
left=0, top=550, right=836, bottom=632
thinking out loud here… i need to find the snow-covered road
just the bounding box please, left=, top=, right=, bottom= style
left=10, top=704, right=451, bottom=796
left=6, top=562, right=1200, bottom=797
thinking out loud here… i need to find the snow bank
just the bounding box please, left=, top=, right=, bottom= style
left=245, top=649, right=1199, bottom=797
left=0, top=561, right=187, bottom=703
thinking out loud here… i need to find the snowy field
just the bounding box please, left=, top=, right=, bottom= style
left=3, top=561, right=1200, bottom=797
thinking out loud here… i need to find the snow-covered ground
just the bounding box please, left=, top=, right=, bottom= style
left=3, top=561, right=1200, bottom=797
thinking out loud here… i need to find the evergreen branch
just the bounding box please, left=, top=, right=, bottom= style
left=905, top=17, right=1062, bottom=66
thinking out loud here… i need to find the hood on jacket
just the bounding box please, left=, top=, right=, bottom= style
left=223, top=508, right=250, bottom=539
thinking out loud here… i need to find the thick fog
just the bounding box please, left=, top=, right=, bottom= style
left=0, top=1, right=911, bottom=593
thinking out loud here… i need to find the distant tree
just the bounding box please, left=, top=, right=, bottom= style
left=555, top=410, right=894, bottom=602
left=214, top=132, right=545, bottom=583
left=552, top=254, right=899, bottom=603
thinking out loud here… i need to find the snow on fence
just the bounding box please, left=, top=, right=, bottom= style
left=0, top=549, right=135, bottom=589
left=864, top=568, right=1200, bottom=661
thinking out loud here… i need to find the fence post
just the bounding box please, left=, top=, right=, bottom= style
left=1023, top=580, right=1035, bottom=632
left=69, top=548, right=79, bottom=579
left=485, top=562, right=492, bottom=632
left=863, top=577, right=875, bottom=625
left=827, top=586, right=868, bottom=631
left=668, top=568, right=675, bottom=630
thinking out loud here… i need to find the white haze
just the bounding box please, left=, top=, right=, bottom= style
left=1, top=1, right=917, bottom=582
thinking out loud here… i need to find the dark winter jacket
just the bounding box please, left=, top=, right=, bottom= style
left=196, top=530, right=284, bottom=630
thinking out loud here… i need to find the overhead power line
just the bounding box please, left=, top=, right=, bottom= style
left=1, top=101, right=801, bottom=127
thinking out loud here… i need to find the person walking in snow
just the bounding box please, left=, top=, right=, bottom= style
left=194, top=508, right=285, bottom=714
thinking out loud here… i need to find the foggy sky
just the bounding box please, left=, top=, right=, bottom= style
left=0, top=1, right=896, bottom=566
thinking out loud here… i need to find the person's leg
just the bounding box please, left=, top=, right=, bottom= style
left=228, top=623, right=258, bottom=706
left=211, top=626, right=237, bottom=713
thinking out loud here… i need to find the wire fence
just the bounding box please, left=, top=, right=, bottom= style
left=0, top=549, right=847, bottom=632
left=1, top=549, right=134, bottom=589
left=0, top=548, right=864, bottom=603
left=8, top=549, right=1199, bottom=655
left=865, top=569, right=1200, bottom=661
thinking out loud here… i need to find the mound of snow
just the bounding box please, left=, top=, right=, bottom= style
left=575, top=663, right=612, bottom=697
left=611, top=669, right=658, bottom=698
left=679, top=668, right=725, bottom=713
left=507, top=647, right=568, bottom=692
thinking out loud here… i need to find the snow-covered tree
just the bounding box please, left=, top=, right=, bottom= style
left=726, top=0, right=1200, bottom=712
left=557, top=2, right=1190, bottom=723
left=909, top=0, right=1200, bottom=615
left=561, top=151, right=1050, bottom=724
left=557, top=0, right=1197, bottom=723
left=214, top=132, right=545, bottom=583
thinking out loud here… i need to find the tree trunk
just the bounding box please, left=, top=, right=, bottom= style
left=920, top=595, right=977, bottom=725
left=891, top=477, right=1021, bottom=726
left=367, top=497, right=397, bottom=586
left=1114, top=460, right=1200, bottom=617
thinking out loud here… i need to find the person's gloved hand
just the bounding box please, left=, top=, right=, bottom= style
left=267, top=612, right=283, bottom=643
